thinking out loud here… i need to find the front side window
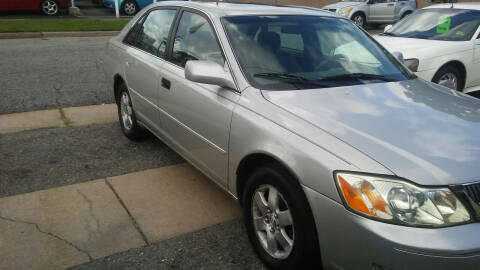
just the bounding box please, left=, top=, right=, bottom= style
left=171, top=11, right=225, bottom=68
left=136, top=9, right=177, bottom=58
left=222, top=15, right=412, bottom=90
left=385, top=9, right=480, bottom=41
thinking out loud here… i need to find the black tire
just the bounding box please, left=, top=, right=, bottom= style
left=432, top=65, right=464, bottom=91
left=242, top=163, right=322, bottom=270
left=116, top=83, right=148, bottom=140
left=40, top=0, right=59, bottom=16
left=351, top=12, right=366, bottom=28
left=121, top=0, right=138, bottom=16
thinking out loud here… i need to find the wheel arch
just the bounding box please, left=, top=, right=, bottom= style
left=113, top=74, right=126, bottom=103
left=235, top=152, right=302, bottom=206
left=434, top=60, right=467, bottom=90
left=350, top=10, right=366, bottom=21
left=401, top=10, right=413, bottom=18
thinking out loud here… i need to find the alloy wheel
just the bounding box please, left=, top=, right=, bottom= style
left=353, top=15, right=364, bottom=28
left=42, top=0, right=58, bottom=15
left=438, top=72, right=458, bottom=90
left=120, top=92, right=133, bottom=130
left=251, top=184, right=294, bottom=260
left=124, top=2, right=136, bottom=15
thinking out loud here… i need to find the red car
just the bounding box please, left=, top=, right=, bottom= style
left=0, top=0, right=69, bottom=16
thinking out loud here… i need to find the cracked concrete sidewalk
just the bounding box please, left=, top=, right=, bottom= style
left=0, top=103, right=117, bottom=134
left=0, top=164, right=240, bottom=270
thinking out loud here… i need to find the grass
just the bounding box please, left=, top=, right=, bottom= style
left=0, top=19, right=130, bottom=33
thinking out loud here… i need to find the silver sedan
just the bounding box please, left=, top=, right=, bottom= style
left=103, top=1, right=480, bottom=269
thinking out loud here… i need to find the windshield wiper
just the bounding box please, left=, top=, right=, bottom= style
left=253, top=72, right=332, bottom=88
left=317, top=73, right=395, bottom=82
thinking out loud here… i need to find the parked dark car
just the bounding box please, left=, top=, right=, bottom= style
left=0, top=0, right=69, bottom=16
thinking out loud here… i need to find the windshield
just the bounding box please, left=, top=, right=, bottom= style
left=222, top=15, right=412, bottom=90
left=385, top=9, right=480, bottom=41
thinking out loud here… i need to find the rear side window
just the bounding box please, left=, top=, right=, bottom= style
left=171, top=11, right=225, bottom=68
left=135, top=9, right=177, bottom=58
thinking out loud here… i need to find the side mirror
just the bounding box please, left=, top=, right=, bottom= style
left=367, top=0, right=375, bottom=4
left=392, top=51, right=404, bottom=63
left=384, top=24, right=393, bottom=33
left=185, top=60, right=236, bottom=90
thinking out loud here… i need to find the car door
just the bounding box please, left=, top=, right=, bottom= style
left=369, top=0, right=397, bottom=23
left=158, top=9, right=240, bottom=186
left=123, top=8, right=178, bottom=132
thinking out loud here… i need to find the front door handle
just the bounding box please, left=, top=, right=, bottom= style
left=387, top=3, right=394, bottom=6
left=161, top=78, right=171, bottom=90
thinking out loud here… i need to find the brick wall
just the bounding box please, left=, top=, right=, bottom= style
left=215, top=0, right=478, bottom=9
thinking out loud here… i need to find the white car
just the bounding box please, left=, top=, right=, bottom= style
left=375, top=3, right=480, bottom=93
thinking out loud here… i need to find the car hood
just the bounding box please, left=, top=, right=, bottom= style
left=375, top=36, right=465, bottom=62
left=262, top=79, right=480, bottom=185
left=323, top=1, right=363, bottom=9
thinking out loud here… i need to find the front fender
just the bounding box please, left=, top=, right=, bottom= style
left=227, top=88, right=391, bottom=203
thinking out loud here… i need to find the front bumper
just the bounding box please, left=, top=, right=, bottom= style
left=303, top=185, right=480, bottom=270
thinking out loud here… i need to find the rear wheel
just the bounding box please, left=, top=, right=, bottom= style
left=41, top=0, right=59, bottom=16
left=117, top=83, right=148, bottom=140
left=432, top=65, right=464, bottom=91
left=242, top=164, right=322, bottom=270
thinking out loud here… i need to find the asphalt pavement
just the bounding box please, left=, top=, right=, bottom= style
left=0, top=36, right=112, bottom=114
left=0, top=122, right=183, bottom=198
left=71, top=219, right=266, bottom=270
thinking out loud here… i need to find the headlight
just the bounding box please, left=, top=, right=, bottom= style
left=338, top=7, right=353, bottom=17
left=404, top=58, right=419, bottom=72
left=335, top=172, right=471, bottom=227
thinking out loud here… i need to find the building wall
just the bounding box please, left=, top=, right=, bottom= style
left=217, top=0, right=478, bottom=9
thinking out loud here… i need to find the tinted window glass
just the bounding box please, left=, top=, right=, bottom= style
left=171, top=11, right=225, bottom=67
left=222, top=16, right=412, bottom=90
left=136, top=9, right=177, bottom=58
left=385, top=9, right=480, bottom=41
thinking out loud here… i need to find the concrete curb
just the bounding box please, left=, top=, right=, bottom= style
left=0, top=30, right=119, bottom=39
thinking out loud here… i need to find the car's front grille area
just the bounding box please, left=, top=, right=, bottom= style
left=324, top=9, right=336, bottom=13
left=464, top=182, right=480, bottom=205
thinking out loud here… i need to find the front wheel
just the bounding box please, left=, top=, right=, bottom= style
left=351, top=12, right=366, bottom=28
left=41, top=0, right=59, bottom=16
left=432, top=65, right=464, bottom=91
left=242, top=164, right=322, bottom=270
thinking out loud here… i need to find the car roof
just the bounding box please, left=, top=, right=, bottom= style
left=153, top=1, right=336, bottom=17
left=424, top=3, right=480, bottom=11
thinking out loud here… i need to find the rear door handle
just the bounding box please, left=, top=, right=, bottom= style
left=387, top=3, right=394, bottom=6
left=161, top=78, right=171, bottom=90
